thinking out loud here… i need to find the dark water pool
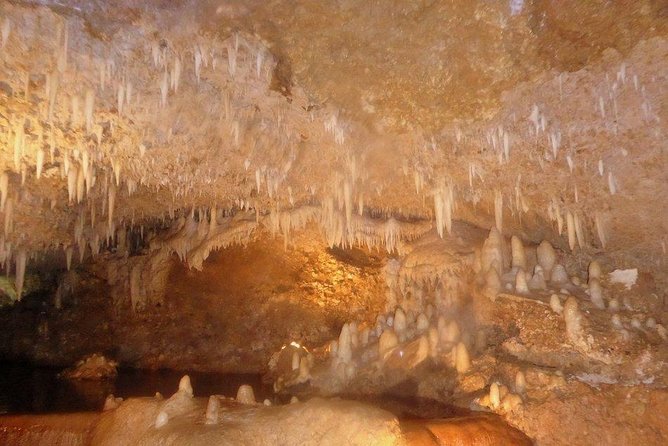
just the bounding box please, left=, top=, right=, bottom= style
left=0, top=362, right=273, bottom=415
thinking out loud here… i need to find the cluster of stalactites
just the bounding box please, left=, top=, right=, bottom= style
left=0, top=5, right=314, bottom=251
left=411, top=57, right=656, bottom=252
left=318, top=198, right=432, bottom=254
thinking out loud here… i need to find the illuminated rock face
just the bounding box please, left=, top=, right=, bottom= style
left=0, top=2, right=666, bottom=445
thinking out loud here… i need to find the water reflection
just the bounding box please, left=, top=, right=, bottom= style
left=0, top=362, right=271, bottom=414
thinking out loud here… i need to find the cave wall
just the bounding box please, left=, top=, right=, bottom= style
left=0, top=228, right=388, bottom=372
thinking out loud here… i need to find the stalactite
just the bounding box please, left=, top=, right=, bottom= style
left=0, top=173, right=8, bottom=212
left=256, top=51, right=264, bottom=78
left=76, top=165, right=85, bottom=203
left=434, top=184, right=454, bottom=237
left=160, top=71, right=169, bottom=107
left=549, top=131, right=561, bottom=160
left=117, top=84, right=125, bottom=116
left=84, top=89, right=95, bottom=132
left=4, top=198, right=13, bottom=236
left=113, top=159, right=121, bottom=186
left=65, top=245, right=73, bottom=271
left=15, top=249, right=26, bottom=300
left=13, top=121, right=23, bottom=172
left=494, top=189, right=503, bottom=233
left=108, top=185, right=116, bottom=232
left=594, top=212, right=607, bottom=248
left=608, top=172, right=617, bottom=195
left=574, top=212, right=585, bottom=249
left=1, top=18, right=10, bottom=50
left=47, top=72, right=59, bottom=121
left=172, top=57, right=182, bottom=92
left=343, top=180, right=353, bottom=232
left=78, top=242, right=85, bottom=263
left=195, top=47, right=202, bottom=84
left=566, top=211, right=576, bottom=251
left=36, top=149, right=44, bottom=179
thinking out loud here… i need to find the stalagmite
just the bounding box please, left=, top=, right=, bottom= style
left=454, top=342, right=470, bottom=373
left=484, top=267, right=502, bottom=299
left=515, top=269, right=529, bottom=294
left=489, top=383, right=501, bottom=409
left=550, top=264, right=569, bottom=284
left=481, top=227, right=505, bottom=277
left=528, top=265, right=547, bottom=290
left=378, top=329, right=398, bottom=357
left=236, top=385, right=256, bottom=405
left=537, top=241, right=556, bottom=276
left=205, top=396, right=220, bottom=424
left=588, top=261, right=602, bottom=281
left=178, top=375, right=193, bottom=397
left=550, top=294, right=563, bottom=314
left=511, top=236, right=527, bottom=271
left=588, top=278, right=605, bottom=309
left=337, top=323, right=352, bottom=363
left=564, top=297, right=588, bottom=351
left=416, top=313, right=429, bottom=332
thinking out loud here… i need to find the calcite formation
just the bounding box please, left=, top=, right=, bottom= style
left=0, top=1, right=666, bottom=445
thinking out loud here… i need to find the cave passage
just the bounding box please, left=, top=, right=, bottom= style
left=0, top=0, right=667, bottom=445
